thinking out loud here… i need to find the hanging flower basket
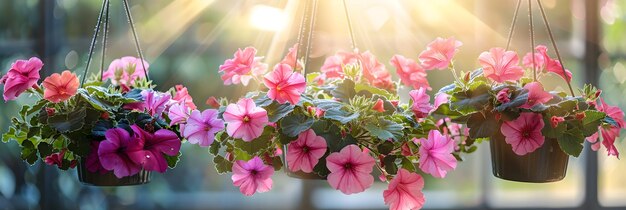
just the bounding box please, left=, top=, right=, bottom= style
left=0, top=0, right=195, bottom=186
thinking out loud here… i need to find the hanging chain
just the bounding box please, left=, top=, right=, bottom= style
left=343, top=0, right=357, bottom=51
left=292, top=0, right=311, bottom=72
left=537, top=0, right=575, bottom=97
left=99, top=0, right=110, bottom=81
left=81, top=0, right=108, bottom=87
left=505, top=0, right=522, bottom=51
left=122, top=0, right=150, bottom=81
left=302, top=0, right=318, bottom=76
left=528, top=0, right=537, bottom=82
left=294, top=0, right=318, bottom=75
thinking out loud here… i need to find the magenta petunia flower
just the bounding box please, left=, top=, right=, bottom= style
left=98, top=128, right=144, bottom=178
left=320, top=51, right=360, bottom=79
left=409, top=88, right=433, bottom=118
left=167, top=103, right=190, bottom=126
left=86, top=141, right=107, bottom=174
left=360, top=51, right=394, bottom=90
left=130, top=125, right=181, bottom=173
left=263, top=64, right=306, bottom=105
left=479, top=47, right=524, bottom=83
left=231, top=156, right=274, bottom=196
left=520, top=82, right=553, bottom=109
left=137, top=90, right=172, bottom=118
left=418, top=37, right=462, bottom=70
left=1, top=57, right=42, bottom=101
left=279, top=43, right=303, bottom=70
left=44, top=150, right=65, bottom=168
left=173, top=85, right=197, bottom=110
left=418, top=130, right=457, bottom=178
left=223, top=98, right=268, bottom=142
left=500, top=112, right=545, bottom=156
left=390, top=55, right=430, bottom=90
left=102, top=56, right=149, bottom=87
left=383, top=168, right=426, bottom=210
left=326, top=145, right=376, bottom=195
left=182, top=109, right=225, bottom=147
left=219, top=47, right=268, bottom=86
left=286, top=129, right=327, bottom=173
left=432, top=93, right=449, bottom=110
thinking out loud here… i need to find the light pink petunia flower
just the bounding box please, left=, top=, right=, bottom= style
left=102, top=56, right=149, bottom=87
left=409, top=88, right=433, bottom=118
left=326, top=145, right=376, bottom=195
left=432, top=93, right=449, bottom=110
left=536, top=45, right=573, bottom=82
left=520, top=82, right=553, bottom=109
left=98, top=128, right=144, bottom=178
left=279, top=43, right=303, bottom=70
left=418, top=130, right=457, bottom=178
left=360, top=51, right=395, bottom=91
left=223, top=98, right=269, bottom=142
left=263, top=64, right=306, bottom=105
left=173, top=85, right=197, bottom=110
left=286, top=129, right=327, bottom=173
left=182, top=109, right=225, bottom=147
left=383, top=168, right=426, bottom=210
left=219, top=47, right=268, bottom=86
left=231, top=156, right=274, bottom=196
left=167, top=103, right=190, bottom=126
left=500, top=112, right=545, bottom=156
left=588, top=98, right=625, bottom=157
left=390, top=55, right=430, bottom=90
left=418, top=37, right=462, bottom=70
left=1, top=57, right=42, bottom=101
left=320, top=51, right=360, bottom=79
left=479, top=47, right=524, bottom=83
left=130, top=125, right=181, bottom=173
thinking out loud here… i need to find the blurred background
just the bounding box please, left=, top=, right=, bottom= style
left=0, top=0, right=624, bottom=209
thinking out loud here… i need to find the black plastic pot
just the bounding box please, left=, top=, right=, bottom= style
left=490, top=130, right=569, bottom=183
left=282, top=146, right=327, bottom=180
left=77, top=160, right=151, bottom=186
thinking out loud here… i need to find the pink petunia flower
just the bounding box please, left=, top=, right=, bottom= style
left=279, top=43, right=303, bottom=70
left=433, top=93, right=449, bottom=110
left=418, top=37, right=462, bottom=70
left=550, top=116, right=565, bottom=128
left=130, top=125, right=181, bottom=173
left=390, top=55, right=430, bottom=90
left=173, top=85, right=197, bottom=110
left=1, top=57, right=42, bottom=101
left=520, top=82, right=553, bottom=109
left=223, top=98, right=269, bottom=142
left=320, top=51, right=360, bottom=79
left=44, top=150, right=65, bottom=168
left=522, top=49, right=546, bottom=71
left=263, top=64, right=306, bottom=105
left=360, top=51, right=395, bottom=91
left=479, top=47, right=524, bottom=83
left=286, top=129, right=327, bottom=173
left=102, top=56, right=149, bottom=87
left=86, top=141, right=107, bottom=174
left=587, top=98, right=625, bottom=157
left=42, top=70, right=79, bottom=103
left=536, top=45, right=573, bottom=82
left=418, top=130, right=457, bottom=178
left=182, top=109, right=225, bottom=147
left=167, top=103, right=190, bottom=126
left=500, top=112, right=545, bottom=156
left=219, top=47, right=268, bottom=86
left=496, top=88, right=511, bottom=104
left=231, top=156, right=274, bottom=196
left=373, top=99, right=385, bottom=113
left=326, top=145, right=376, bottom=195
left=141, top=90, right=173, bottom=117
left=409, top=88, right=433, bottom=118
left=383, top=168, right=426, bottom=210
left=98, top=128, right=145, bottom=178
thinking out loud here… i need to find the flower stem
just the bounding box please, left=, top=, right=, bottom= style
left=449, top=62, right=464, bottom=88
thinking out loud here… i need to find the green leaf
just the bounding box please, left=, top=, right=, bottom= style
left=467, top=112, right=498, bottom=139
left=78, top=89, right=112, bottom=111
left=400, top=157, right=417, bottom=172
left=278, top=132, right=298, bottom=145
left=91, top=120, right=113, bottom=137
left=364, top=119, right=404, bottom=141
left=331, top=79, right=356, bottom=102
left=557, top=128, right=584, bottom=157
left=234, top=127, right=273, bottom=155
left=582, top=110, right=606, bottom=136
left=495, top=88, right=528, bottom=112
left=355, top=83, right=395, bottom=99
left=542, top=115, right=567, bottom=139
left=450, top=82, right=491, bottom=114
left=307, top=72, right=321, bottom=84
left=37, top=142, right=53, bottom=159
left=209, top=140, right=221, bottom=156
left=26, top=100, right=48, bottom=117
left=377, top=141, right=394, bottom=155
left=165, top=152, right=181, bottom=168
left=323, top=108, right=360, bottom=124
left=431, top=103, right=464, bottom=120
left=280, top=113, right=315, bottom=137
left=213, top=155, right=233, bottom=174
left=47, top=108, right=86, bottom=133
left=265, top=102, right=295, bottom=123
left=383, top=155, right=398, bottom=175
left=21, top=140, right=38, bottom=165
left=271, top=156, right=283, bottom=171
left=2, top=127, right=17, bottom=143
